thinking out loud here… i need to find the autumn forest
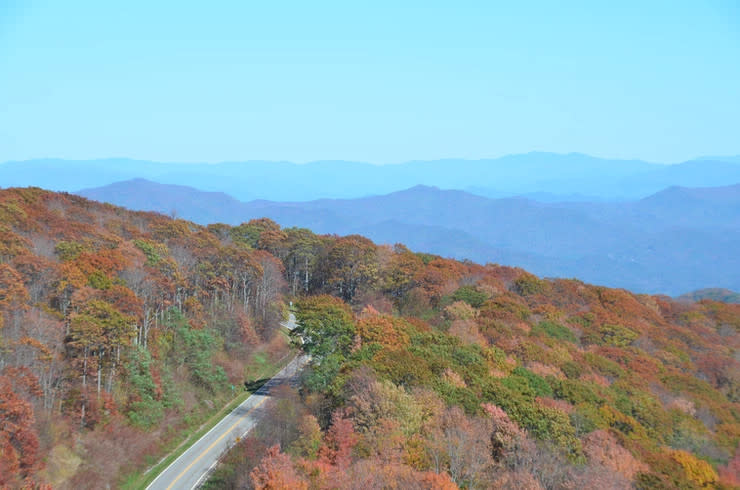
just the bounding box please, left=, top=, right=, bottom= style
left=0, top=186, right=739, bottom=489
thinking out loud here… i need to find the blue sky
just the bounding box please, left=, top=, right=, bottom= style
left=1, top=0, right=738, bottom=164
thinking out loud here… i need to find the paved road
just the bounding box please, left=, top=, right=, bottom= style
left=147, top=314, right=306, bottom=490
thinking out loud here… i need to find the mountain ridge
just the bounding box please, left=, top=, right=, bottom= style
left=75, top=179, right=740, bottom=296
left=5, top=152, right=740, bottom=201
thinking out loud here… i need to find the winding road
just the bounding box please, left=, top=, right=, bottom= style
left=146, top=314, right=307, bottom=490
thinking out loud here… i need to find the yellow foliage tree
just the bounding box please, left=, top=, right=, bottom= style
left=669, top=449, right=718, bottom=488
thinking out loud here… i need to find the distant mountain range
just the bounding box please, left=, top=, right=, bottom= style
left=76, top=179, right=740, bottom=296
left=3, top=152, right=740, bottom=201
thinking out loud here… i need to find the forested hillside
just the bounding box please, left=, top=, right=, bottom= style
left=1, top=187, right=739, bottom=488
left=0, top=188, right=290, bottom=488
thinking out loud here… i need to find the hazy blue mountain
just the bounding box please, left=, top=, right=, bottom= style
left=78, top=178, right=245, bottom=224
left=694, top=155, right=740, bottom=164
left=0, top=158, right=181, bottom=192
left=613, top=160, right=740, bottom=198
left=76, top=179, right=740, bottom=295
left=633, top=184, right=740, bottom=228
left=6, top=153, right=740, bottom=202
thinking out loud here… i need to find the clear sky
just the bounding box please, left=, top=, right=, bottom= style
left=1, top=0, right=739, bottom=164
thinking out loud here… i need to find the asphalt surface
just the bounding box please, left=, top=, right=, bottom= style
left=146, top=314, right=307, bottom=490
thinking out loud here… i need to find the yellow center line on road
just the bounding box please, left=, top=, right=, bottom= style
left=164, top=395, right=269, bottom=490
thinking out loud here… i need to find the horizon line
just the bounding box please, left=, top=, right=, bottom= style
left=3, top=151, right=739, bottom=167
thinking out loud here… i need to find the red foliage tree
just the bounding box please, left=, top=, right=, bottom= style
left=250, top=445, right=307, bottom=490
left=319, top=411, right=359, bottom=469
left=0, top=369, right=42, bottom=486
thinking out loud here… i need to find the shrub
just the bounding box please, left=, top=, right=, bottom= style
left=560, top=361, right=583, bottom=379
left=532, top=321, right=577, bottom=343
left=584, top=324, right=639, bottom=347
left=512, top=274, right=546, bottom=296
left=55, top=241, right=85, bottom=261
left=451, top=285, right=488, bottom=308
left=512, top=366, right=554, bottom=398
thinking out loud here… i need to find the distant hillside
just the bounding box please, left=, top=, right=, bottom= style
left=677, top=288, right=740, bottom=304
left=4, top=152, right=740, bottom=201
left=77, top=180, right=740, bottom=295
